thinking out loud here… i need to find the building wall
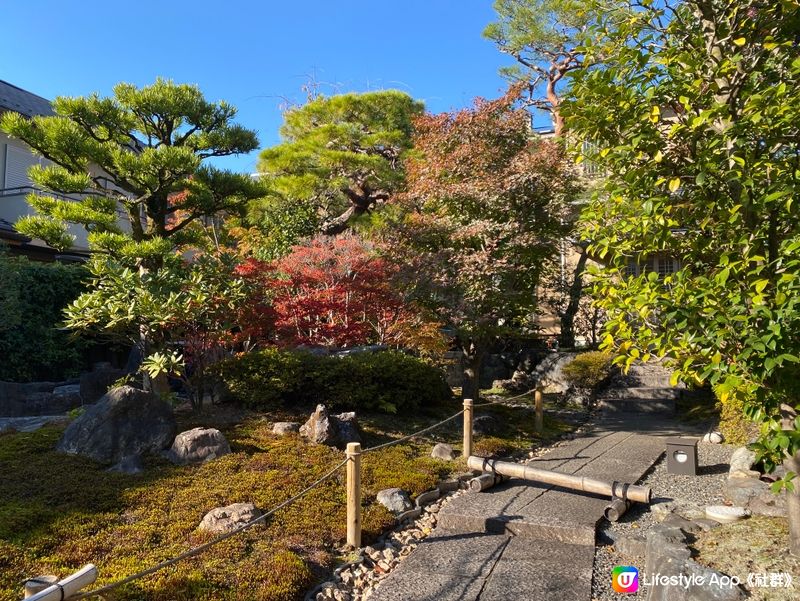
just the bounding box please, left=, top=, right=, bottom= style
left=0, top=131, right=124, bottom=254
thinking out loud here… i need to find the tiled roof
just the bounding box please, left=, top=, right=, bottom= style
left=0, top=80, right=54, bottom=117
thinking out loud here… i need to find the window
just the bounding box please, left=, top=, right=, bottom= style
left=4, top=145, right=39, bottom=189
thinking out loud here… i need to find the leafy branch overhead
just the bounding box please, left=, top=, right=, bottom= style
left=0, top=78, right=262, bottom=257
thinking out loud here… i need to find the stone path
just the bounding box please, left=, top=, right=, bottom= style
left=370, top=414, right=689, bottom=601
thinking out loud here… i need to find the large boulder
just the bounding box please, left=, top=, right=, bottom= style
left=56, top=386, right=176, bottom=464
left=198, top=502, right=262, bottom=533
left=80, top=363, right=127, bottom=405
left=532, top=352, right=580, bottom=394
left=167, top=427, right=231, bottom=464
left=300, top=405, right=361, bottom=449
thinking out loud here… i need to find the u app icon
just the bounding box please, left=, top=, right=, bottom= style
left=612, top=566, right=639, bottom=593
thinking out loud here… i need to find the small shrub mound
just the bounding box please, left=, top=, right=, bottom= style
left=562, top=351, right=612, bottom=390
left=215, top=349, right=452, bottom=413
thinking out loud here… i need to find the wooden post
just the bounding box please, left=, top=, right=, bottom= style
left=463, top=398, right=473, bottom=459
left=346, top=442, right=362, bottom=549
left=534, top=389, right=543, bottom=434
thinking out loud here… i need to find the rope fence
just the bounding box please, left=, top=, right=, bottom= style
left=22, top=388, right=544, bottom=601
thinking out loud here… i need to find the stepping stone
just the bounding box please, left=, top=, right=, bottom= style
left=705, top=505, right=750, bottom=523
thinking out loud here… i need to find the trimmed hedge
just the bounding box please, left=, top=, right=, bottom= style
left=215, top=349, right=452, bottom=413
left=0, top=252, right=89, bottom=382
left=562, top=351, right=613, bottom=390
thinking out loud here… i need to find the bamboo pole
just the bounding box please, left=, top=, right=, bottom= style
left=468, top=473, right=509, bottom=492
left=604, top=497, right=631, bottom=522
left=463, top=398, right=473, bottom=458
left=346, top=442, right=362, bottom=549
left=467, top=456, right=652, bottom=504
left=534, top=389, right=543, bottom=434
left=23, top=565, right=97, bottom=601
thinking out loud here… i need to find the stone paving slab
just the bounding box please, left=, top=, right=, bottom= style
left=370, top=414, right=688, bottom=601
left=368, top=535, right=593, bottom=601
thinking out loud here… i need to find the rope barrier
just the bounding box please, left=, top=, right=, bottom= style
left=52, top=393, right=533, bottom=599
left=67, top=457, right=349, bottom=600
left=361, top=410, right=465, bottom=454
left=472, top=388, right=536, bottom=407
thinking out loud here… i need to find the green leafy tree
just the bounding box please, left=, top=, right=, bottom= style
left=484, top=0, right=602, bottom=136
left=0, top=79, right=262, bottom=384
left=254, top=91, right=423, bottom=243
left=388, top=87, right=576, bottom=400
left=565, top=0, right=800, bottom=553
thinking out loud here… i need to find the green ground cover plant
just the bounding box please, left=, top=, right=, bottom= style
left=0, top=398, right=577, bottom=600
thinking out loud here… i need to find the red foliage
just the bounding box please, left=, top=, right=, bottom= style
left=236, top=235, right=437, bottom=349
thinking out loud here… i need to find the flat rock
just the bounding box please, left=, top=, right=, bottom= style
left=749, top=490, right=787, bottom=517
left=723, top=476, right=769, bottom=506
left=377, top=488, right=413, bottom=514
left=56, top=386, right=176, bottom=465
left=198, top=502, right=261, bottom=533
left=705, top=505, right=750, bottom=523
left=431, top=443, right=456, bottom=461
left=272, top=421, right=300, bottom=435
left=167, top=427, right=231, bottom=465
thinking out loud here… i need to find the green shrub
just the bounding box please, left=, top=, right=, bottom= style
left=215, top=349, right=452, bottom=413
left=0, top=251, right=89, bottom=382
left=562, top=351, right=613, bottom=390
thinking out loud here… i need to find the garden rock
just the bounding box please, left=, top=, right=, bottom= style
left=52, top=384, right=81, bottom=406
left=301, top=405, right=338, bottom=445
left=167, top=427, right=231, bottom=464
left=198, top=502, right=261, bottom=533
left=723, top=476, right=769, bottom=507
left=79, top=364, right=127, bottom=405
left=748, top=490, right=787, bottom=517
left=108, top=454, right=144, bottom=475
left=431, top=443, right=456, bottom=461
left=272, top=422, right=300, bottom=435
left=645, top=525, right=744, bottom=601
left=335, top=411, right=361, bottom=446
left=702, top=431, right=724, bottom=444
left=472, top=415, right=497, bottom=436
left=728, top=446, right=756, bottom=477
left=376, top=488, right=413, bottom=514
left=300, top=405, right=361, bottom=449
left=56, top=386, right=176, bottom=464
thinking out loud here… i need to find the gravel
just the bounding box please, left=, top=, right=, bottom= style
left=591, top=441, right=735, bottom=601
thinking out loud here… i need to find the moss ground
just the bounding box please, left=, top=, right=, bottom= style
left=692, top=516, right=799, bottom=601
left=0, top=398, right=581, bottom=601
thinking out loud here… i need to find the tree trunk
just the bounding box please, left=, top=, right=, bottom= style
left=559, top=246, right=589, bottom=349
left=461, top=343, right=484, bottom=403
left=786, top=452, right=800, bottom=556
left=782, top=404, right=800, bottom=555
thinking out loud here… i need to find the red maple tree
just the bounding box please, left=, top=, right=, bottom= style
left=236, top=234, right=444, bottom=351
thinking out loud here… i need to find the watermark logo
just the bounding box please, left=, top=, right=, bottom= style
left=612, top=566, right=639, bottom=593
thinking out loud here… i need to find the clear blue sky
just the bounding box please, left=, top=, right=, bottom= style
left=0, top=1, right=537, bottom=174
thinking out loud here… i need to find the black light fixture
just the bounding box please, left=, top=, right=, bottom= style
left=666, top=437, right=699, bottom=475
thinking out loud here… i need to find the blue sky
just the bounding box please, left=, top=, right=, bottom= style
left=0, top=1, right=535, bottom=174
